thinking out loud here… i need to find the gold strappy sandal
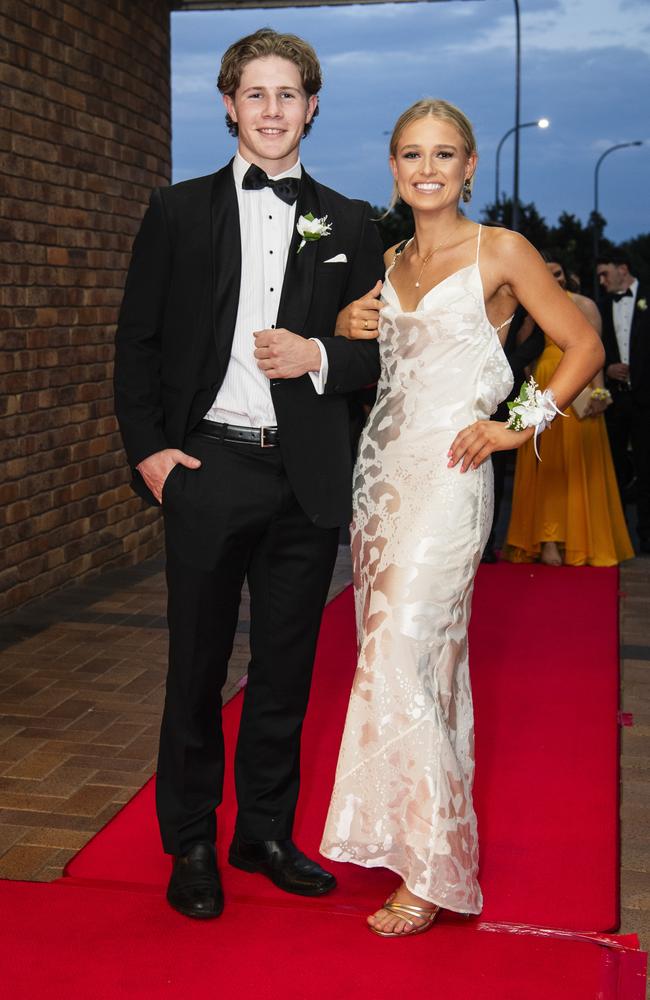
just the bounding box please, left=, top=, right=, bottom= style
left=368, top=892, right=441, bottom=938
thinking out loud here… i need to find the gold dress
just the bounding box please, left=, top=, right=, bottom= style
left=320, top=228, right=513, bottom=914
left=504, top=335, right=633, bottom=566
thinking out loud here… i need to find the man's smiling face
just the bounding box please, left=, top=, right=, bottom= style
left=223, top=56, right=318, bottom=176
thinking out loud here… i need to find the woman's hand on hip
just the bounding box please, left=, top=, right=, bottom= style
left=448, top=421, right=534, bottom=473
left=335, top=280, right=383, bottom=339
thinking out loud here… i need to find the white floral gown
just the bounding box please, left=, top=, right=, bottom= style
left=320, top=227, right=513, bottom=913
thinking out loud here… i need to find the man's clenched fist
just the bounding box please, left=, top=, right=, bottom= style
left=253, top=328, right=321, bottom=380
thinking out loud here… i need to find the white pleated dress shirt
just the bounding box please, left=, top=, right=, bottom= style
left=613, top=278, right=638, bottom=366
left=204, top=152, right=327, bottom=428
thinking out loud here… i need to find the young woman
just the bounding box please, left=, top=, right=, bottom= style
left=504, top=257, right=633, bottom=567
left=320, top=99, right=604, bottom=937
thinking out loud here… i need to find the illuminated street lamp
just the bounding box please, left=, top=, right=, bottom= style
left=592, top=141, right=643, bottom=289
left=495, top=118, right=550, bottom=210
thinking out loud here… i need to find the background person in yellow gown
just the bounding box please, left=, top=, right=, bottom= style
left=504, top=258, right=634, bottom=567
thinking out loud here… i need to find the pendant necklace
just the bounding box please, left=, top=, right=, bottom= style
left=412, top=227, right=460, bottom=287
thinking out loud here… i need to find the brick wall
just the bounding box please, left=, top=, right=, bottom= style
left=0, top=0, right=172, bottom=613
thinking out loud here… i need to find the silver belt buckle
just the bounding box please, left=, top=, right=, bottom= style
left=260, top=426, right=272, bottom=448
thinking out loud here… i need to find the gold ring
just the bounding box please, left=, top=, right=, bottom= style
left=363, top=319, right=369, bottom=330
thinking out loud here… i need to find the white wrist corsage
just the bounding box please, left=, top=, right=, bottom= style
left=506, top=376, right=565, bottom=459
left=296, top=213, right=332, bottom=254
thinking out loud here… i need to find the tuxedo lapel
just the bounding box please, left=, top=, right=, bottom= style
left=211, top=163, right=241, bottom=370
left=276, top=169, right=321, bottom=337
left=602, top=299, right=620, bottom=365
left=630, top=285, right=647, bottom=370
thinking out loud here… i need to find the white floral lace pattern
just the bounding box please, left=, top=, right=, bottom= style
left=320, top=232, right=513, bottom=914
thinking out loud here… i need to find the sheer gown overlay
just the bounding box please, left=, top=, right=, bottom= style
left=320, top=228, right=513, bottom=914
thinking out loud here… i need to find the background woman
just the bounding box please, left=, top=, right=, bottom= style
left=504, top=257, right=633, bottom=566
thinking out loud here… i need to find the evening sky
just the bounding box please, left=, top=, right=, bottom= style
left=171, top=0, right=650, bottom=243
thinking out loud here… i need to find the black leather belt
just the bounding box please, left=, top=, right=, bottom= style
left=196, top=418, right=279, bottom=447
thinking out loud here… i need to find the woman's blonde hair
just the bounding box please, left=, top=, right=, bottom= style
left=387, top=98, right=478, bottom=210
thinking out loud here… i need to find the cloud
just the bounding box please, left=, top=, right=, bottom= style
left=173, top=54, right=217, bottom=95
left=323, top=50, right=392, bottom=68
left=452, top=0, right=650, bottom=54
left=170, top=1, right=650, bottom=242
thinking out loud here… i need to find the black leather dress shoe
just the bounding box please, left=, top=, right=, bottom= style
left=166, top=842, right=224, bottom=919
left=228, top=835, right=336, bottom=896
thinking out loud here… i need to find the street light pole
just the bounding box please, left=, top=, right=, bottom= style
left=495, top=119, right=549, bottom=211
left=512, top=0, right=522, bottom=232
left=592, top=141, right=643, bottom=292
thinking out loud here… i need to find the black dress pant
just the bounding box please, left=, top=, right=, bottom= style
left=605, top=389, right=650, bottom=541
left=485, top=398, right=513, bottom=553
left=156, top=430, right=340, bottom=855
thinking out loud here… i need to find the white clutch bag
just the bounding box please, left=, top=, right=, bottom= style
left=571, top=386, right=593, bottom=420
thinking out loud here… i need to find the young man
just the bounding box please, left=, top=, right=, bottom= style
left=598, top=254, right=650, bottom=552
left=114, top=29, right=383, bottom=919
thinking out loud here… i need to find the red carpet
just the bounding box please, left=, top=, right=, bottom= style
left=1, top=563, right=645, bottom=997
left=66, top=564, right=620, bottom=930
left=1, top=881, right=646, bottom=1000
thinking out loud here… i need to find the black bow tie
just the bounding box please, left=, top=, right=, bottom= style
left=242, top=163, right=300, bottom=205
left=612, top=289, right=633, bottom=302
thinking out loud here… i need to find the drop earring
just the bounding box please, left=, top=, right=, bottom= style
left=462, top=179, right=472, bottom=204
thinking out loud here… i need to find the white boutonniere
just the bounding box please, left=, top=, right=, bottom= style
left=637, top=297, right=647, bottom=311
left=296, top=213, right=332, bottom=254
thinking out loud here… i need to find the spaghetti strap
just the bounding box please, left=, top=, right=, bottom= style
left=495, top=314, right=515, bottom=333
left=387, top=237, right=413, bottom=277
left=475, top=224, right=511, bottom=333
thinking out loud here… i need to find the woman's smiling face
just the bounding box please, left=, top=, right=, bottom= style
left=390, top=116, right=477, bottom=212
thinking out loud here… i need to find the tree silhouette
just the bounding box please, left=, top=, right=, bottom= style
left=482, top=197, right=548, bottom=251
left=618, top=232, right=650, bottom=287
left=371, top=200, right=413, bottom=249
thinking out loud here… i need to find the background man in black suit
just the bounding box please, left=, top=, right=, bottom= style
left=114, top=29, right=383, bottom=919
left=598, top=254, right=650, bottom=553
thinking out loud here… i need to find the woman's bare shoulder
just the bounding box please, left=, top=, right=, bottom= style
left=481, top=224, right=532, bottom=257
left=481, top=227, right=542, bottom=287
left=571, top=292, right=601, bottom=328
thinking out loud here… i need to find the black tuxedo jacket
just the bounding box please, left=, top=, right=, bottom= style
left=114, top=162, right=384, bottom=527
left=600, top=284, right=650, bottom=405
